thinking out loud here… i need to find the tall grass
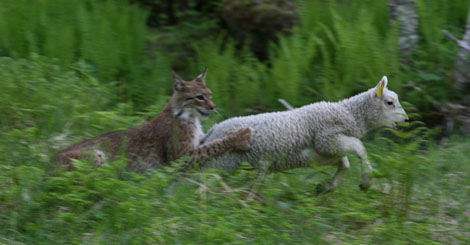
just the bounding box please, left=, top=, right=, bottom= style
left=191, top=0, right=469, bottom=114
left=193, top=0, right=400, bottom=112
left=0, top=55, right=112, bottom=135
left=0, top=0, right=147, bottom=78
left=0, top=0, right=468, bottom=113
left=0, top=0, right=170, bottom=108
left=193, top=39, right=265, bottom=114
left=417, top=0, right=470, bottom=46
left=403, top=0, right=470, bottom=108
left=282, top=0, right=399, bottom=102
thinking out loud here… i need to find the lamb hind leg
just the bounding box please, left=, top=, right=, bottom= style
left=316, top=156, right=350, bottom=194
left=298, top=150, right=349, bottom=194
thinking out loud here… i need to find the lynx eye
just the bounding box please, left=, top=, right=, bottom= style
left=195, top=95, right=205, bottom=101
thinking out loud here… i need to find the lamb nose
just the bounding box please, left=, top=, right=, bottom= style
left=404, top=118, right=410, bottom=123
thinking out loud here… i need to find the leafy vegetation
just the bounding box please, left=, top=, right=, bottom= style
left=1, top=112, right=469, bottom=243
left=0, top=0, right=469, bottom=243
left=0, top=56, right=112, bottom=134
left=0, top=0, right=172, bottom=108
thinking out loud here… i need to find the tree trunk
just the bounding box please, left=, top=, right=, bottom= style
left=388, top=0, right=419, bottom=55
left=453, top=9, right=470, bottom=85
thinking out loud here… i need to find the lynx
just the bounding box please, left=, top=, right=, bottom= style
left=57, top=69, right=253, bottom=172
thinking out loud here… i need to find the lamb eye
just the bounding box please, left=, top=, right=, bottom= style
left=387, top=101, right=394, bottom=106
left=196, top=95, right=205, bottom=101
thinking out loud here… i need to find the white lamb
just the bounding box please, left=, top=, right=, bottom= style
left=201, top=76, right=408, bottom=193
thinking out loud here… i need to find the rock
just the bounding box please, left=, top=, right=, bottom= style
left=222, top=0, right=298, bottom=59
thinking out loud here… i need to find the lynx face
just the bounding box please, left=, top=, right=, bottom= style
left=172, top=69, right=216, bottom=120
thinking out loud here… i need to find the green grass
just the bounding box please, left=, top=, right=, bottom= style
left=1, top=120, right=469, bottom=243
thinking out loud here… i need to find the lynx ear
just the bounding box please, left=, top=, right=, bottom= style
left=196, top=67, right=208, bottom=84
left=375, top=76, right=388, bottom=97
left=172, top=71, right=185, bottom=91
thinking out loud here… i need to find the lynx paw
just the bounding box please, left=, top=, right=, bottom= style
left=93, top=149, right=107, bottom=168
left=226, top=127, right=254, bottom=150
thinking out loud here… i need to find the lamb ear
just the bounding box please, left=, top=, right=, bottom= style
left=375, top=76, right=388, bottom=97
left=196, top=67, right=208, bottom=84
left=172, top=71, right=185, bottom=91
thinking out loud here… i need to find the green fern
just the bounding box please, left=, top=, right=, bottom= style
left=0, top=0, right=153, bottom=107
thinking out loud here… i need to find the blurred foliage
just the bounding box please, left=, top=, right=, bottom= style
left=186, top=0, right=468, bottom=115
left=1, top=121, right=469, bottom=243
left=0, top=55, right=112, bottom=135
left=0, top=0, right=468, bottom=116
left=0, top=0, right=172, bottom=108
left=131, top=0, right=221, bottom=27
left=0, top=0, right=470, bottom=243
left=0, top=0, right=147, bottom=81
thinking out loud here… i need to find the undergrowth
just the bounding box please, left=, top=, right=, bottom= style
left=1, top=117, right=468, bottom=243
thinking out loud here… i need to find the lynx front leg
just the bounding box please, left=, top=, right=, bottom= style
left=58, top=149, right=108, bottom=169
left=181, top=127, right=253, bottom=170
left=93, top=150, right=108, bottom=168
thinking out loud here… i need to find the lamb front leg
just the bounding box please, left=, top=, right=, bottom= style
left=335, top=135, right=373, bottom=191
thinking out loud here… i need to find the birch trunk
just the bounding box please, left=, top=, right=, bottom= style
left=388, top=0, right=419, bottom=54
left=453, top=10, right=470, bottom=85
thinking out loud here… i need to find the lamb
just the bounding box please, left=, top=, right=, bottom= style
left=201, top=76, right=408, bottom=193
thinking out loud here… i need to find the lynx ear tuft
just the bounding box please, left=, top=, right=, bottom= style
left=375, top=76, right=388, bottom=97
left=172, top=71, right=185, bottom=91
left=196, top=67, right=208, bottom=84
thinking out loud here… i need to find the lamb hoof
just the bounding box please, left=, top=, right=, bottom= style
left=359, top=183, right=370, bottom=191
left=315, top=183, right=326, bottom=195
left=315, top=182, right=334, bottom=195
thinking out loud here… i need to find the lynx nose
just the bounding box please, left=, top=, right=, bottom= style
left=208, top=102, right=215, bottom=111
